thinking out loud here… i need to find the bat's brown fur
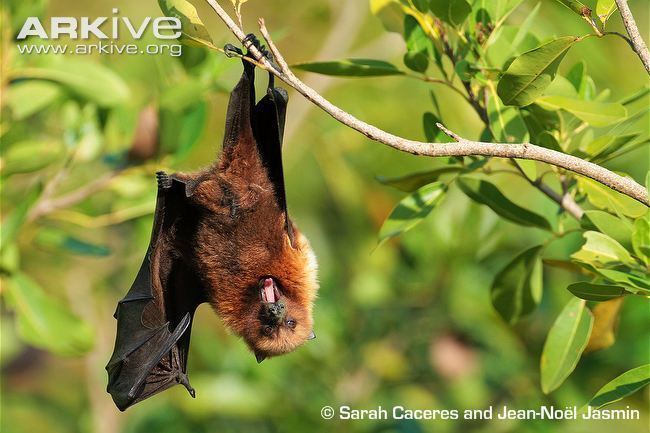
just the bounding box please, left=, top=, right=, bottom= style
left=174, top=128, right=318, bottom=359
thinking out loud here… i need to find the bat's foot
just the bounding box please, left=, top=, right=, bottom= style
left=156, top=171, right=172, bottom=190
left=223, top=43, right=243, bottom=58
left=243, top=33, right=270, bottom=58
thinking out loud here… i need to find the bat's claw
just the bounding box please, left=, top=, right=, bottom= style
left=177, top=372, right=196, bottom=398
left=156, top=171, right=172, bottom=190
left=223, top=43, right=243, bottom=58
left=243, top=33, right=270, bottom=58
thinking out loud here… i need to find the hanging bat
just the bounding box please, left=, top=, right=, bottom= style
left=105, top=39, right=319, bottom=411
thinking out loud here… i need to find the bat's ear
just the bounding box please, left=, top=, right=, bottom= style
left=307, top=330, right=316, bottom=340
left=254, top=350, right=267, bottom=363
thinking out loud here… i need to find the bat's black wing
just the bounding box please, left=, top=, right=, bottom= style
left=252, top=70, right=293, bottom=242
left=106, top=173, right=205, bottom=411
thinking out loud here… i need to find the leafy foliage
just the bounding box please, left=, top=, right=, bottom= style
left=295, top=0, right=649, bottom=402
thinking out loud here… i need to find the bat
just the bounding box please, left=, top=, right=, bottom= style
left=105, top=38, right=319, bottom=411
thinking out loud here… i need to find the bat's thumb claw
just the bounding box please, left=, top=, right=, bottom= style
left=178, top=372, right=196, bottom=398
left=156, top=171, right=172, bottom=189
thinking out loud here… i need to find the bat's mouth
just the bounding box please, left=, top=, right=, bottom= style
left=260, top=277, right=282, bottom=303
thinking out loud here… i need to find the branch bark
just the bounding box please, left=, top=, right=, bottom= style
left=205, top=0, right=649, bottom=207
left=615, top=0, right=650, bottom=74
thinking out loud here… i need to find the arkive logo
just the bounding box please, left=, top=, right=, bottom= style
left=16, top=8, right=182, bottom=40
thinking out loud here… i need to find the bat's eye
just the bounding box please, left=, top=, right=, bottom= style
left=263, top=325, right=274, bottom=336
left=286, top=319, right=296, bottom=329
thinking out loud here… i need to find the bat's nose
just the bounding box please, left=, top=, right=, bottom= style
left=262, top=301, right=286, bottom=324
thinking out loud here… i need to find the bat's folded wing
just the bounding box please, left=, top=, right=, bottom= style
left=106, top=176, right=202, bottom=411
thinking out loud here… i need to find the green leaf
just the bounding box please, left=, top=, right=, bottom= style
left=1, top=140, right=64, bottom=176
left=571, top=231, right=635, bottom=268
left=632, top=217, right=650, bottom=264
left=0, top=183, right=42, bottom=250
left=600, top=138, right=650, bottom=163
left=175, top=101, right=207, bottom=161
left=595, top=0, right=617, bottom=25
left=619, top=86, right=650, bottom=105
left=534, top=131, right=563, bottom=152
left=566, top=61, right=586, bottom=91
left=586, top=365, right=650, bottom=409
left=378, top=182, right=447, bottom=243
left=377, top=167, right=462, bottom=192
left=522, top=105, right=561, bottom=145
left=536, top=96, right=627, bottom=127
left=0, top=242, right=20, bottom=274
left=34, top=227, right=110, bottom=257
left=567, top=282, right=627, bottom=301
left=491, top=246, right=543, bottom=324
left=580, top=210, right=632, bottom=249
left=554, top=0, right=592, bottom=17
left=403, top=51, right=429, bottom=73
left=544, top=75, right=579, bottom=98
left=578, top=75, right=596, bottom=100
left=404, top=15, right=430, bottom=54
left=429, top=0, right=472, bottom=27
left=511, top=2, right=541, bottom=51
left=479, top=0, right=525, bottom=23
left=458, top=178, right=552, bottom=230
left=293, top=59, right=405, bottom=77
left=577, top=177, right=647, bottom=218
left=158, top=0, right=215, bottom=48
left=540, top=298, right=594, bottom=393
left=422, top=112, right=453, bottom=143
left=497, top=37, right=578, bottom=106
left=592, top=268, right=650, bottom=293
left=4, top=81, right=61, bottom=120
left=487, top=92, right=530, bottom=142
left=516, top=160, right=537, bottom=181
left=18, top=58, right=130, bottom=107
left=486, top=25, right=541, bottom=68
left=583, top=134, right=640, bottom=161
left=5, top=273, right=94, bottom=356
left=369, top=0, right=405, bottom=33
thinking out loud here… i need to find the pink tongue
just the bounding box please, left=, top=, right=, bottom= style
left=263, top=278, right=276, bottom=303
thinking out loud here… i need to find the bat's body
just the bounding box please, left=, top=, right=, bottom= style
left=106, top=43, right=318, bottom=411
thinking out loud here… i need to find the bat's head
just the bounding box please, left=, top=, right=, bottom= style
left=242, top=228, right=318, bottom=363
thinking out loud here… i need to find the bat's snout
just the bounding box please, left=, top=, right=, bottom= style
left=261, top=300, right=286, bottom=324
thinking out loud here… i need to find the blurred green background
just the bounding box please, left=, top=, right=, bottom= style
left=1, top=1, right=648, bottom=432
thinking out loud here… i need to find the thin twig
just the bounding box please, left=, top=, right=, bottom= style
left=204, top=0, right=650, bottom=206
left=28, top=171, right=120, bottom=222
left=614, top=0, right=650, bottom=74
left=602, top=31, right=635, bottom=50
left=511, top=160, right=584, bottom=219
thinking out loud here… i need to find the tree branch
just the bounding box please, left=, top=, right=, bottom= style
left=204, top=0, right=649, bottom=207
left=614, top=0, right=650, bottom=74
left=28, top=171, right=119, bottom=222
